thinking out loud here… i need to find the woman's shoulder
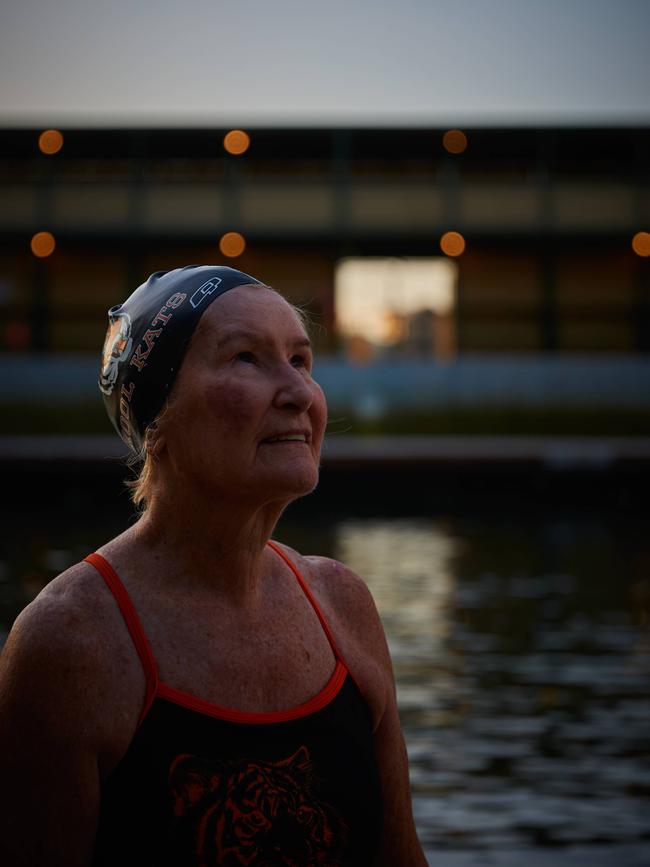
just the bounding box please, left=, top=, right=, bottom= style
left=270, top=541, right=393, bottom=680
left=1, top=557, right=144, bottom=769
left=270, top=541, right=393, bottom=731
left=6, top=558, right=117, bottom=664
left=271, top=541, right=375, bottom=618
left=1, top=555, right=138, bottom=703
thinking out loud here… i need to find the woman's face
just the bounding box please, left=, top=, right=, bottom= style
left=158, top=284, right=327, bottom=505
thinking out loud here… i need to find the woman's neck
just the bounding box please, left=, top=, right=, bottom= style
left=130, top=485, right=290, bottom=606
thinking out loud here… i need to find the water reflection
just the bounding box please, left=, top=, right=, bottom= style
left=327, top=515, right=650, bottom=864
left=1, top=509, right=649, bottom=864
left=335, top=518, right=456, bottom=657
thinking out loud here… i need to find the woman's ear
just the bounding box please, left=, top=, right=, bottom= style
left=150, top=435, right=166, bottom=456
left=145, top=422, right=166, bottom=457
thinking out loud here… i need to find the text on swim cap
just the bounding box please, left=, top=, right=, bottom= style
left=119, top=381, right=135, bottom=449
left=129, top=292, right=187, bottom=372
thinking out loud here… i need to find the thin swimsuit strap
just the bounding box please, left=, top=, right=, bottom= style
left=83, top=542, right=347, bottom=727
left=84, top=551, right=158, bottom=727
left=266, top=540, right=345, bottom=662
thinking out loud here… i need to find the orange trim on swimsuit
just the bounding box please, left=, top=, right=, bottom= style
left=156, top=660, right=348, bottom=725
left=84, top=541, right=349, bottom=727
left=84, top=551, right=159, bottom=727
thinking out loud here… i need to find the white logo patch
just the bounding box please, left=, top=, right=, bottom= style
left=190, top=277, right=223, bottom=309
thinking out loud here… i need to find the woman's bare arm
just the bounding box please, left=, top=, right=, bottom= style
left=0, top=565, right=128, bottom=867
left=304, top=553, right=428, bottom=866
left=352, top=578, right=427, bottom=866
left=371, top=670, right=428, bottom=866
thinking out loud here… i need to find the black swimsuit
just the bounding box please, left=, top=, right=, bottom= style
left=85, top=540, right=383, bottom=866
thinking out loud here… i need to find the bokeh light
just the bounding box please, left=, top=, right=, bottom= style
left=30, top=231, right=56, bottom=258
left=38, top=129, right=64, bottom=155
left=442, top=129, right=468, bottom=154
left=632, top=231, right=650, bottom=257
left=223, top=130, right=250, bottom=155
left=440, top=231, right=466, bottom=257
left=219, top=231, right=246, bottom=257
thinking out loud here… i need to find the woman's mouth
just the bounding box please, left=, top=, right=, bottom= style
left=261, top=434, right=308, bottom=444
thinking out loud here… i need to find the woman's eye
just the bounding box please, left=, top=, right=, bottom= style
left=291, top=354, right=308, bottom=368
left=236, top=351, right=256, bottom=363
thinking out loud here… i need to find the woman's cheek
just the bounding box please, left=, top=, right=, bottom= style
left=311, top=382, right=328, bottom=433
left=207, top=379, right=262, bottom=436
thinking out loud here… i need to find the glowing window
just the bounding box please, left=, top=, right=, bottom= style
left=335, top=257, right=457, bottom=360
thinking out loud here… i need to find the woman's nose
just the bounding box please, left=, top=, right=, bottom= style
left=273, top=364, right=313, bottom=412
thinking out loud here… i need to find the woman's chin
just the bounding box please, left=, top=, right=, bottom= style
left=259, top=464, right=320, bottom=500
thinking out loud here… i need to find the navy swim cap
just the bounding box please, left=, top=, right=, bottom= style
left=99, top=264, right=263, bottom=450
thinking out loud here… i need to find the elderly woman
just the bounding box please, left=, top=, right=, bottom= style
left=0, top=265, right=426, bottom=866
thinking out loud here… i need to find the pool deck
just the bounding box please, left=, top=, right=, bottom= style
left=2, top=434, right=650, bottom=469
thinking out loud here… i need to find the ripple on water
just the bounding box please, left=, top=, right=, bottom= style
left=331, top=515, right=650, bottom=857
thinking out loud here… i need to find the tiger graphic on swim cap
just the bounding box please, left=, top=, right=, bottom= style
left=99, top=311, right=133, bottom=396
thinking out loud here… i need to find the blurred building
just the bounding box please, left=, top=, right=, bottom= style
left=0, top=126, right=648, bottom=361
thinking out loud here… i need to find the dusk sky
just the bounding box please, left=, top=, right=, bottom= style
left=1, top=0, right=648, bottom=127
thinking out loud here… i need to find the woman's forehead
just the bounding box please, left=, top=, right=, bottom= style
left=197, top=284, right=308, bottom=342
